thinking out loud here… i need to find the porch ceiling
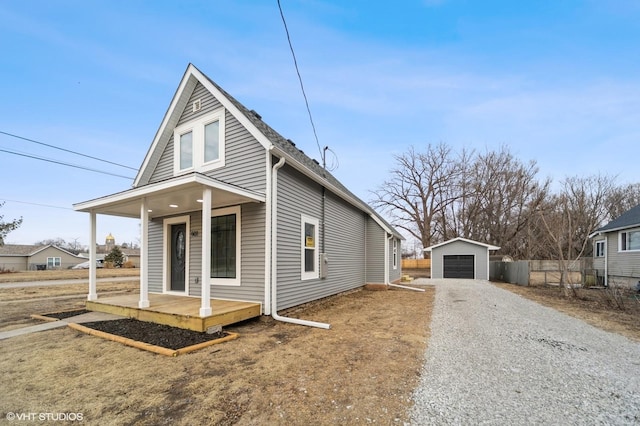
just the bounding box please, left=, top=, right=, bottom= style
left=73, top=173, right=265, bottom=219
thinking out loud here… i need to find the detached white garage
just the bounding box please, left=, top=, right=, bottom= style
left=425, top=237, right=500, bottom=280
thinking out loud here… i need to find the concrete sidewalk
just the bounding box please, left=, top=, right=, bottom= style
left=0, top=311, right=124, bottom=340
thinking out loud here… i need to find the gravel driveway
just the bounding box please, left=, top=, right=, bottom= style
left=410, top=279, right=640, bottom=425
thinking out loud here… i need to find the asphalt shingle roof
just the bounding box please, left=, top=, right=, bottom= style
left=596, top=203, right=640, bottom=233
left=0, top=244, right=47, bottom=256
left=200, top=68, right=403, bottom=239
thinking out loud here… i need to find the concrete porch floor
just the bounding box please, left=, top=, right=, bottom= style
left=86, top=293, right=262, bottom=332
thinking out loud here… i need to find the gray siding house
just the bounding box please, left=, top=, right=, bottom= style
left=425, top=237, right=499, bottom=280
left=74, top=64, right=402, bottom=325
left=590, top=203, right=640, bottom=288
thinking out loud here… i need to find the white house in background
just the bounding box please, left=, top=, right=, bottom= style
left=425, top=237, right=500, bottom=280
left=73, top=64, right=403, bottom=329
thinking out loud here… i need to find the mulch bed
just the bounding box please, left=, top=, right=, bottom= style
left=79, top=318, right=227, bottom=350
left=43, top=309, right=91, bottom=320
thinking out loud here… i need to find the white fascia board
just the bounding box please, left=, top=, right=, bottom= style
left=134, top=66, right=198, bottom=187
left=589, top=223, right=640, bottom=239
left=269, top=146, right=368, bottom=209
left=424, top=237, right=500, bottom=252
left=190, top=66, right=272, bottom=150
left=269, top=145, right=399, bottom=234
left=134, top=64, right=272, bottom=187
left=74, top=174, right=265, bottom=212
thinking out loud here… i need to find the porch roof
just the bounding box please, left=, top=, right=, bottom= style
left=73, top=172, right=265, bottom=219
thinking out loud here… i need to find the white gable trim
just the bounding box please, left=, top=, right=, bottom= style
left=134, top=64, right=272, bottom=187
left=424, top=237, right=500, bottom=252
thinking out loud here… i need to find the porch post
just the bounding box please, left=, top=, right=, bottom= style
left=200, top=187, right=212, bottom=317
left=139, top=198, right=150, bottom=308
left=88, top=210, right=97, bottom=301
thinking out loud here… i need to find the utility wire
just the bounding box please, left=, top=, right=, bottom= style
left=0, top=147, right=134, bottom=180
left=277, top=0, right=324, bottom=165
left=0, top=198, right=74, bottom=211
left=0, top=130, right=137, bottom=171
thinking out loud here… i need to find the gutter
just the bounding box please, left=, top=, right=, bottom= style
left=270, top=155, right=331, bottom=329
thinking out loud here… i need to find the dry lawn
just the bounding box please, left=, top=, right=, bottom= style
left=0, top=283, right=434, bottom=425
left=493, top=282, right=640, bottom=342
left=0, top=268, right=140, bottom=283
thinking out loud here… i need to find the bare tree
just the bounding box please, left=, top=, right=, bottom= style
left=371, top=143, right=463, bottom=255
left=0, top=202, right=22, bottom=246
left=605, top=182, right=640, bottom=221
left=447, top=146, right=549, bottom=258
left=537, top=174, right=616, bottom=295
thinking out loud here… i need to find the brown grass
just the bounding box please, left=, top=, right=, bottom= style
left=0, top=283, right=433, bottom=425
left=0, top=269, right=139, bottom=283
left=493, top=282, right=640, bottom=342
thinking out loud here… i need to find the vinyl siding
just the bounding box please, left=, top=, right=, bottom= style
left=186, top=203, right=265, bottom=303
left=365, top=217, right=386, bottom=283
left=27, top=247, right=83, bottom=270
left=606, top=232, right=640, bottom=280
left=142, top=204, right=254, bottom=303
left=0, top=256, right=27, bottom=271
left=148, top=219, right=164, bottom=293
left=148, top=82, right=266, bottom=193
left=275, top=164, right=368, bottom=310
left=389, top=237, right=402, bottom=283
left=593, top=237, right=606, bottom=271
left=432, top=240, right=489, bottom=280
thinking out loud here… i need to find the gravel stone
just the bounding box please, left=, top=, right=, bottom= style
left=410, top=279, right=640, bottom=425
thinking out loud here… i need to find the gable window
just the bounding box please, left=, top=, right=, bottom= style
left=595, top=240, right=605, bottom=257
left=211, top=206, right=241, bottom=286
left=47, top=257, right=61, bottom=269
left=392, top=239, right=398, bottom=269
left=179, top=131, right=193, bottom=169
left=301, top=215, right=319, bottom=280
left=174, top=108, right=225, bottom=174
left=619, top=229, right=640, bottom=251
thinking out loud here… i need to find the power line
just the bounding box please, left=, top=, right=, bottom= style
left=0, top=147, right=134, bottom=179
left=0, top=198, right=74, bottom=211
left=0, top=130, right=137, bottom=171
left=277, top=0, right=324, bottom=165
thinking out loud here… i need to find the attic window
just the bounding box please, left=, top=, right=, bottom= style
left=193, top=99, right=202, bottom=112
left=173, top=108, right=226, bottom=174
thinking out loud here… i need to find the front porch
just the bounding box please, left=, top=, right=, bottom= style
left=86, top=293, right=261, bottom=332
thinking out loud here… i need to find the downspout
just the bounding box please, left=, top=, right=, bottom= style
left=271, top=156, right=331, bottom=329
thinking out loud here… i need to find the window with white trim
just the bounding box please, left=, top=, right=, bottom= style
left=595, top=240, right=605, bottom=257
left=392, top=238, right=398, bottom=269
left=619, top=229, right=640, bottom=251
left=301, top=215, right=319, bottom=280
left=211, top=206, right=241, bottom=286
left=47, top=257, right=61, bottom=269
left=174, top=108, right=225, bottom=174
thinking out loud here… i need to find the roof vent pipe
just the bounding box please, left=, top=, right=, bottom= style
left=271, top=156, right=331, bottom=329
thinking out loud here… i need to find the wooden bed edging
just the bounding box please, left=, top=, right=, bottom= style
left=67, top=322, right=238, bottom=356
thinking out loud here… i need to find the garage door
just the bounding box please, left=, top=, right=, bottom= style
left=443, top=255, right=474, bottom=279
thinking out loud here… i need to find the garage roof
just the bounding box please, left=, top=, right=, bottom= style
left=424, top=237, right=500, bottom=252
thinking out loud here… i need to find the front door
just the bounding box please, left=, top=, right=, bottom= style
left=170, top=223, right=186, bottom=292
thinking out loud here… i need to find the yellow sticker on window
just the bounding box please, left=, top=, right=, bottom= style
left=306, top=236, right=314, bottom=247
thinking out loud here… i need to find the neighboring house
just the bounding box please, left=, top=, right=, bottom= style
left=0, top=244, right=84, bottom=271
left=74, top=64, right=402, bottom=324
left=425, top=237, right=500, bottom=280
left=589, top=203, right=640, bottom=288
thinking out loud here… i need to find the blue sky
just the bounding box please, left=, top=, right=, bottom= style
left=1, top=0, right=639, bottom=247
